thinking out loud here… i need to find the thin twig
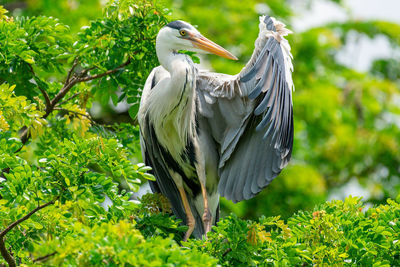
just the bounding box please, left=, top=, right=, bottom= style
left=14, top=144, right=24, bottom=154
left=17, top=127, right=29, bottom=150
left=222, top=248, right=232, bottom=258
left=65, top=57, right=79, bottom=84
left=54, top=107, right=96, bottom=123
left=26, top=63, right=51, bottom=111
left=57, top=92, right=81, bottom=107
left=76, top=58, right=131, bottom=83
left=33, top=251, right=57, bottom=263
left=38, top=87, right=51, bottom=113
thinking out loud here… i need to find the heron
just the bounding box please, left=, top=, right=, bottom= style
left=138, top=15, right=294, bottom=240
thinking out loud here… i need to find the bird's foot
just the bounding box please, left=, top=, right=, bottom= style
left=202, top=208, right=212, bottom=238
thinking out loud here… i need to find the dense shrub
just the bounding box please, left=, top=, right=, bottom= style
left=188, top=196, right=400, bottom=266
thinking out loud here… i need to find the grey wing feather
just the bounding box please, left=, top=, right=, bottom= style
left=196, top=15, right=294, bottom=203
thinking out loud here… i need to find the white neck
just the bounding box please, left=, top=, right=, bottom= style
left=156, top=40, right=175, bottom=73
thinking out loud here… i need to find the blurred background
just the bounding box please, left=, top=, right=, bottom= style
left=2, top=0, right=399, bottom=219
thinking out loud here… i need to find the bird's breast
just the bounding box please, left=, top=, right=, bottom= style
left=145, top=65, right=198, bottom=178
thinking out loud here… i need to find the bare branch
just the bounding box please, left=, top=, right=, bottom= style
left=54, top=107, right=96, bottom=124
left=57, top=92, right=81, bottom=107
left=17, top=127, right=29, bottom=150
left=39, top=88, right=52, bottom=113
left=44, top=77, right=77, bottom=119
left=65, top=57, right=79, bottom=84
left=76, top=58, right=131, bottom=83
left=33, top=251, right=57, bottom=263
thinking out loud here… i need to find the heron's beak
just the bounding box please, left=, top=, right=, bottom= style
left=190, top=35, right=238, bottom=60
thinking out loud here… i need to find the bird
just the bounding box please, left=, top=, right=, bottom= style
left=138, top=15, right=294, bottom=241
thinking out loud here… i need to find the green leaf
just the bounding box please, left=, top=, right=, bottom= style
left=128, top=104, right=139, bottom=119
left=178, top=50, right=200, bottom=64
left=142, top=172, right=155, bottom=181
left=32, top=221, right=44, bottom=229
left=111, top=93, right=118, bottom=106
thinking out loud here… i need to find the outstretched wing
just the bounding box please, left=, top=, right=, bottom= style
left=196, top=16, right=294, bottom=203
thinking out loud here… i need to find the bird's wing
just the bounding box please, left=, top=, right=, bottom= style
left=196, top=16, right=294, bottom=203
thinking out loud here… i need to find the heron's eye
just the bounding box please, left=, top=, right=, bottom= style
left=179, top=30, right=187, bottom=36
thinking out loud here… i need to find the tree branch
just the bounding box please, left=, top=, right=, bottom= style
left=78, top=66, right=95, bottom=78
left=43, top=77, right=77, bottom=119
left=0, top=198, right=58, bottom=238
left=26, top=63, right=51, bottom=112
left=0, top=240, right=15, bottom=267
left=65, top=57, right=79, bottom=84
left=76, top=58, right=131, bottom=83
left=45, top=58, right=131, bottom=118
left=32, top=251, right=57, bottom=263
left=53, top=108, right=96, bottom=124
left=39, top=88, right=52, bottom=113
left=222, top=248, right=232, bottom=258
left=0, top=197, right=58, bottom=267
left=56, top=92, right=81, bottom=107
left=17, top=58, right=132, bottom=146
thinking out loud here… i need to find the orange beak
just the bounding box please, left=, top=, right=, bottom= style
left=189, top=34, right=238, bottom=60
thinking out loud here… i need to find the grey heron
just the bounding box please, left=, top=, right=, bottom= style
left=138, top=16, right=294, bottom=240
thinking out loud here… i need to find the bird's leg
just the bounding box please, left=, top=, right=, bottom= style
left=200, top=182, right=212, bottom=236
left=177, top=186, right=195, bottom=241
left=195, top=145, right=212, bottom=238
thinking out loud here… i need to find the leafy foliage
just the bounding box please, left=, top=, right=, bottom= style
left=36, top=220, right=216, bottom=266
left=188, top=196, right=400, bottom=266
left=0, top=83, right=46, bottom=139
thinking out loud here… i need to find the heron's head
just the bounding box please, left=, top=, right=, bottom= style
left=157, top=20, right=238, bottom=60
